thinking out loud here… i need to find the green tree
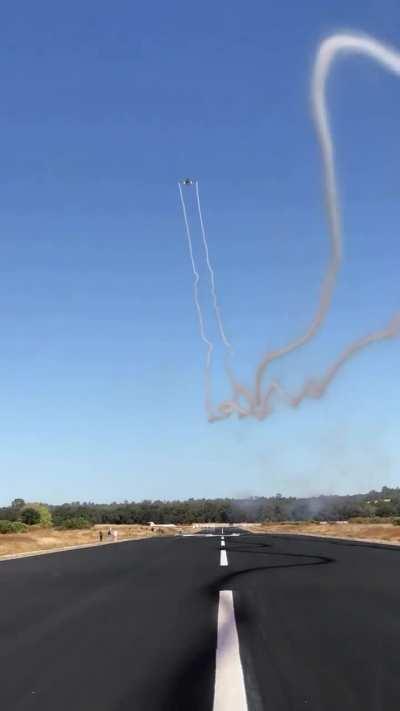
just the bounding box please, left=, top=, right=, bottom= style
left=0, top=520, right=28, bottom=533
left=23, top=503, right=52, bottom=527
left=21, top=508, right=41, bottom=525
left=35, top=504, right=52, bottom=527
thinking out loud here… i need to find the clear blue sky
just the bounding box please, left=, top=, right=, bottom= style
left=0, top=0, right=399, bottom=505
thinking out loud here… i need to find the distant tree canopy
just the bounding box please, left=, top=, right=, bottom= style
left=60, top=516, right=91, bottom=530
left=47, top=486, right=400, bottom=526
left=11, top=498, right=25, bottom=511
left=2, top=487, right=400, bottom=527
left=0, top=501, right=52, bottom=526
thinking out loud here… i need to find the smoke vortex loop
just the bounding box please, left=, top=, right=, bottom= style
left=180, top=33, right=400, bottom=422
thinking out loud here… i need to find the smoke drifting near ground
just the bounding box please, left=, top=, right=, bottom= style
left=253, top=421, right=395, bottom=500
left=180, top=32, right=400, bottom=422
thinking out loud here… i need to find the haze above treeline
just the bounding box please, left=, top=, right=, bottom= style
left=1, top=486, right=399, bottom=525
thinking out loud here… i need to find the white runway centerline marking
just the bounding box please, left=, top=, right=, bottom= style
left=213, top=590, right=248, bottom=711
left=220, top=549, right=228, bottom=566
left=221, top=540, right=225, bottom=548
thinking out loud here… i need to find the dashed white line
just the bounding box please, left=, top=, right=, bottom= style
left=213, top=590, right=248, bottom=710
left=220, top=549, right=228, bottom=566
left=221, top=540, right=225, bottom=548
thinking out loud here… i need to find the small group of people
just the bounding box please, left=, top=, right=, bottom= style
left=98, top=527, right=118, bottom=543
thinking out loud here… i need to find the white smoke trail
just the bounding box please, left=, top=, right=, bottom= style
left=180, top=32, right=400, bottom=421
left=194, top=181, right=232, bottom=352
left=194, top=181, right=255, bottom=414
left=256, top=313, right=400, bottom=419
left=179, top=181, right=252, bottom=420
left=178, top=182, right=214, bottom=415
left=251, top=33, right=400, bottom=418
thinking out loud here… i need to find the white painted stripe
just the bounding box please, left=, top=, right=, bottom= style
left=220, top=549, right=228, bottom=566
left=221, top=540, right=225, bottom=548
left=213, top=591, right=248, bottom=711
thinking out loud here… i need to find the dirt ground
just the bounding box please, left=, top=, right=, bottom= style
left=245, top=521, right=400, bottom=544
left=0, top=524, right=170, bottom=559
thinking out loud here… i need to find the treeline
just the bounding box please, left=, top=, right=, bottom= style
left=2, top=487, right=400, bottom=526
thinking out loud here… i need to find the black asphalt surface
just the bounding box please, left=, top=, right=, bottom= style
left=1, top=528, right=400, bottom=710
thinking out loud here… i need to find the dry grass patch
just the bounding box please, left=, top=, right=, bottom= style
left=246, top=521, right=400, bottom=544
left=0, top=524, right=166, bottom=559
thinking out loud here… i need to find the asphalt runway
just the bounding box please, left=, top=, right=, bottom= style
left=1, top=527, right=400, bottom=710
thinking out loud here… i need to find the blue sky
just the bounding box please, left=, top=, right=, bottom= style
left=0, top=0, right=399, bottom=504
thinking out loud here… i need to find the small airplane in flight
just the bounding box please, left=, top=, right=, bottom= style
left=181, top=178, right=195, bottom=185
